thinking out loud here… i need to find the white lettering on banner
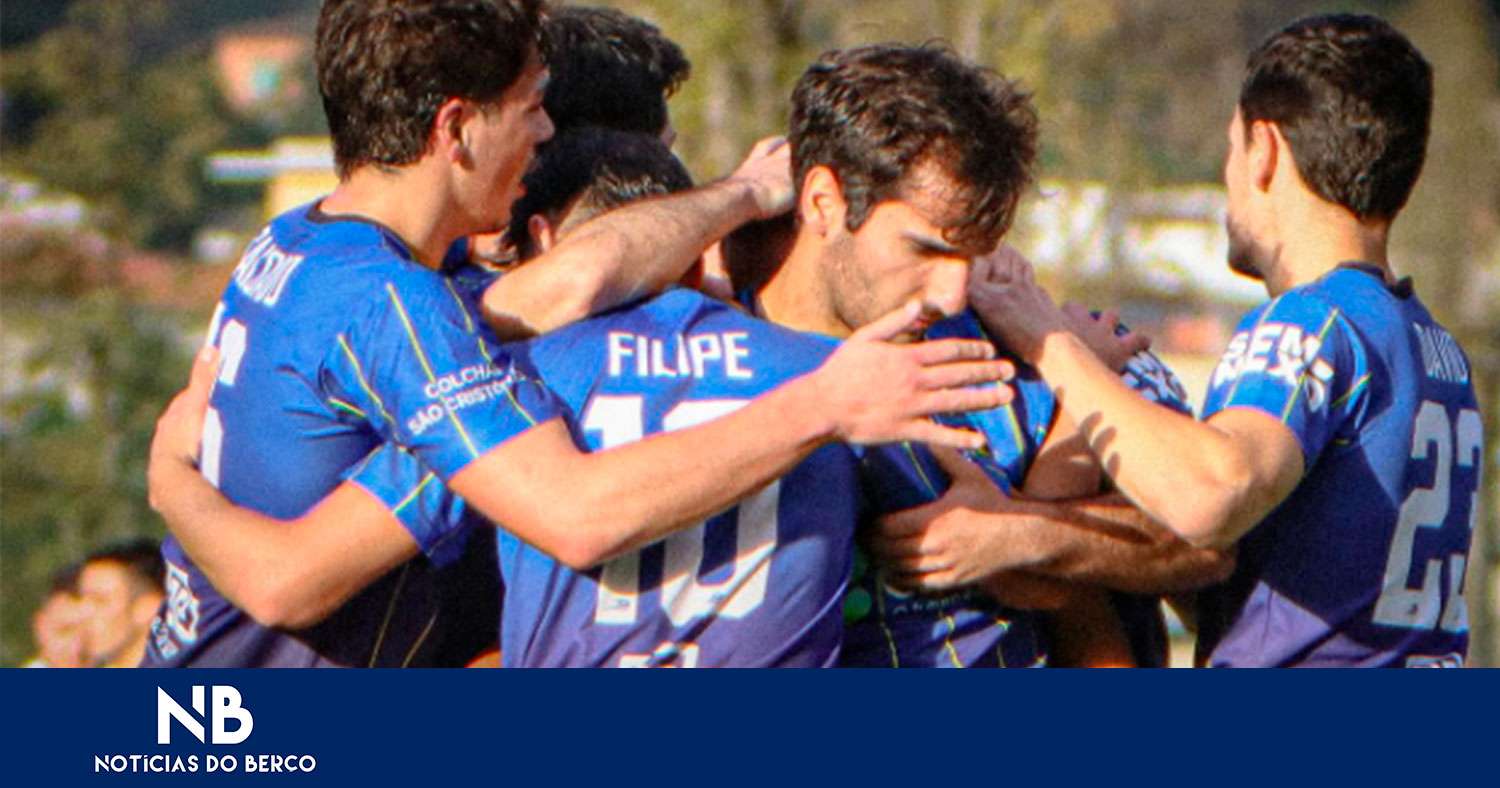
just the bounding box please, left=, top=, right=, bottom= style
left=95, top=689, right=316, bottom=773
left=606, top=331, right=754, bottom=380
left=157, top=686, right=253, bottom=745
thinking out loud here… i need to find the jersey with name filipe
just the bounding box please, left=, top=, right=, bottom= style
left=499, top=288, right=862, bottom=667
left=1196, top=265, right=1482, bottom=668
left=143, top=204, right=560, bottom=668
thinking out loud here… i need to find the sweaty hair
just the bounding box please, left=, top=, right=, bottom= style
left=507, top=126, right=693, bottom=259
left=1239, top=14, right=1432, bottom=221
left=316, top=0, right=548, bottom=177
left=789, top=44, right=1038, bottom=252
left=86, top=538, right=165, bottom=599
left=542, top=6, right=690, bottom=137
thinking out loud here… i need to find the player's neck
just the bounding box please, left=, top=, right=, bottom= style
left=319, top=165, right=458, bottom=269
left=1267, top=199, right=1392, bottom=296
left=758, top=234, right=850, bottom=338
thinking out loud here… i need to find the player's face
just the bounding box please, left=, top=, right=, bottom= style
left=825, top=167, right=978, bottom=341
left=1224, top=109, right=1266, bottom=282
left=465, top=56, right=554, bottom=233
left=77, top=561, right=140, bottom=666
left=34, top=592, right=86, bottom=668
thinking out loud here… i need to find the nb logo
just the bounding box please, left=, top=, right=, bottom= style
left=157, top=686, right=254, bottom=745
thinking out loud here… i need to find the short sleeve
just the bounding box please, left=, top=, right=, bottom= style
left=344, top=443, right=472, bottom=566
left=1121, top=349, right=1195, bottom=416
left=1201, top=293, right=1367, bottom=470
left=323, top=271, right=563, bottom=481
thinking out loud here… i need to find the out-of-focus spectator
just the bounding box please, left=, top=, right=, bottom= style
left=77, top=539, right=165, bottom=668
left=22, top=564, right=87, bottom=668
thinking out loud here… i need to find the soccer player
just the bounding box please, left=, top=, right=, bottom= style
left=966, top=14, right=1483, bottom=667
left=150, top=45, right=1050, bottom=667
left=141, top=0, right=1010, bottom=668
left=463, top=4, right=691, bottom=268
left=541, top=5, right=688, bottom=144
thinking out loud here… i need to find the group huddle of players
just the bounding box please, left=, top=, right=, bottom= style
left=140, top=1, right=1483, bottom=668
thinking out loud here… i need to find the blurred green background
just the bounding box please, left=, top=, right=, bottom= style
left=3, top=0, right=1496, bottom=667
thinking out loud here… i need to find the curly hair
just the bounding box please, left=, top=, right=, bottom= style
left=789, top=44, right=1038, bottom=252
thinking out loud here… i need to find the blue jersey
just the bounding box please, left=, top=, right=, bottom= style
left=498, top=289, right=862, bottom=667
left=143, top=203, right=561, bottom=668
left=840, top=310, right=1056, bottom=668
left=1196, top=265, right=1482, bottom=667
left=1112, top=326, right=1195, bottom=668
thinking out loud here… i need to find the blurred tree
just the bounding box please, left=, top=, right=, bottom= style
left=1, top=272, right=192, bottom=666
left=2, top=0, right=274, bottom=251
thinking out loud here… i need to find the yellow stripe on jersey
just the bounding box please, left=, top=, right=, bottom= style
left=437, top=278, right=539, bottom=426
left=392, top=471, right=437, bottom=516
left=874, top=572, right=901, bottom=668
left=386, top=284, right=481, bottom=459
left=367, top=563, right=411, bottom=668
left=1330, top=372, right=1371, bottom=411
left=942, top=615, right=964, bottom=668
left=902, top=442, right=940, bottom=499
left=1278, top=310, right=1341, bottom=423
left=327, top=397, right=367, bottom=418
left=337, top=335, right=398, bottom=429
left=443, top=278, right=494, bottom=360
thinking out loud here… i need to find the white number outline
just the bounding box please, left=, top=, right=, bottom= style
left=582, top=395, right=779, bottom=638
left=199, top=305, right=248, bottom=489
left=1372, top=402, right=1482, bottom=631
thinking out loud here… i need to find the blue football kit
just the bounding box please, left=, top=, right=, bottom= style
left=1111, top=328, right=1196, bottom=668
left=142, top=203, right=561, bottom=667
left=840, top=310, right=1057, bottom=668
left=1195, top=264, right=1482, bottom=667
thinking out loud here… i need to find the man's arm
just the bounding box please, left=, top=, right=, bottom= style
left=448, top=302, right=1011, bottom=567
left=149, top=350, right=420, bottom=629
left=482, top=137, right=791, bottom=340
left=155, top=302, right=1013, bottom=584
left=869, top=446, right=1234, bottom=594
left=967, top=249, right=1303, bottom=549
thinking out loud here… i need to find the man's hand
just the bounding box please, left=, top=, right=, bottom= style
left=1060, top=303, right=1151, bottom=373
left=811, top=301, right=1015, bottom=450
left=868, top=447, right=1033, bottom=588
left=148, top=346, right=217, bottom=511
left=725, top=136, right=794, bottom=219
left=967, top=245, right=1071, bottom=365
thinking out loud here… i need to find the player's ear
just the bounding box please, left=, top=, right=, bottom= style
left=1249, top=120, right=1279, bottom=193
left=434, top=98, right=469, bottom=164
left=528, top=213, right=557, bottom=253
left=799, top=165, right=846, bottom=238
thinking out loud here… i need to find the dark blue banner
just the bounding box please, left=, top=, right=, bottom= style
left=0, top=669, right=1486, bottom=785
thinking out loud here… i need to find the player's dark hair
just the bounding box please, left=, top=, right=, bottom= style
left=789, top=44, right=1038, bottom=252
left=1239, top=14, right=1432, bottom=221
left=316, top=0, right=548, bottom=178
left=508, top=126, right=693, bottom=259
left=85, top=538, right=165, bottom=598
left=541, top=6, right=690, bottom=137
left=48, top=562, right=82, bottom=597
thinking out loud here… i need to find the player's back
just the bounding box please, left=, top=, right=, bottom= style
left=1198, top=267, right=1483, bottom=667
left=146, top=205, right=532, bottom=667
left=499, top=289, right=862, bottom=667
